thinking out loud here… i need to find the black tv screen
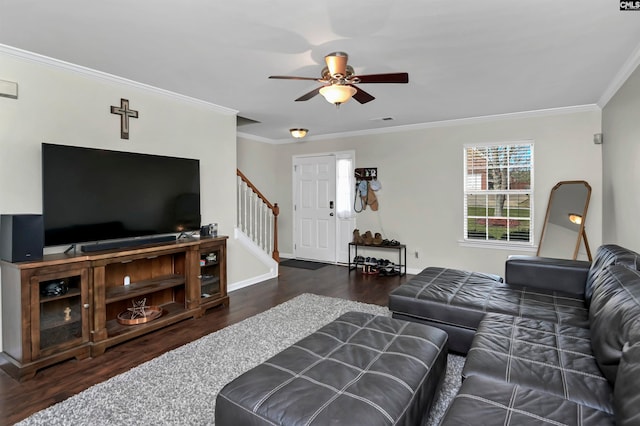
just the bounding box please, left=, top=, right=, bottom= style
left=42, top=143, right=201, bottom=247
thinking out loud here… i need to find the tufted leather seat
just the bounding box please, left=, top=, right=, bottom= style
left=441, top=375, right=614, bottom=426
left=614, top=340, right=640, bottom=425
left=462, top=313, right=613, bottom=413
left=215, top=311, right=448, bottom=426
left=389, top=266, right=588, bottom=353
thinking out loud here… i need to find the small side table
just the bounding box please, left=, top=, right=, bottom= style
left=348, top=242, right=407, bottom=277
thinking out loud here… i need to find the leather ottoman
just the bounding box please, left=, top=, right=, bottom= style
left=215, top=311, right=448, bottom=425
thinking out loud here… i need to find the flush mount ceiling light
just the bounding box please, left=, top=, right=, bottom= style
left=568, top=213, right=583, bottom=225
left=319, top=84, right=357, bottom=106
left=289, top=128, right=308, bottom=139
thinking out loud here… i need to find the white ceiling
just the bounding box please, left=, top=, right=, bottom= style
left=1, top=1, right=639, bottom=142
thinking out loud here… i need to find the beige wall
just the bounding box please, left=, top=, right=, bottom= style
left=0, top=47, right=266, bottom=351
left=237, top=137, right=280, bottom=189
left=239, top=109, right=603, bottom=275
left=602, top=64, right=640, bottom=252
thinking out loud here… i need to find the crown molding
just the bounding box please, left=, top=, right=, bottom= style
left=236, top=131, right=275, bottom=144
left=247, top=104, right=601, bottom=145
left=0, top=43, right=238, bottom=116
left=598, top=40, right=640, bottom=108
left=314, top=104, right=601, bottom=140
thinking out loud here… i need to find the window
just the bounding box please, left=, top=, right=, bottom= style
left=464, top=142, right=533, bottom=244
left=336, top=156, right=355, bottom=219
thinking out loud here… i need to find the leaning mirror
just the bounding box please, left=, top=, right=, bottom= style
left=537, top=180, right=592, bottom=261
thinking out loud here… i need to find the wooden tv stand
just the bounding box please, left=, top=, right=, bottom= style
left=0, top=236, right=228, bottom=380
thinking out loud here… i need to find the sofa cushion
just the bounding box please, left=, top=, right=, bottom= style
left=585, top=244, right=640, bottom=306
left=440, top=375, right=614, bottom=426
left=614, top=341, right=640, bottom=426
left=389, top=267, right=589, bottom=332
left=463, top=313, right=613, bottom=413
left=589, top=264, right=640, bottom=383
left=505, top=255, right=591, bottom=296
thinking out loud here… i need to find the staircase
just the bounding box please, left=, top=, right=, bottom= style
left=236, top=169, right=279, bottom=262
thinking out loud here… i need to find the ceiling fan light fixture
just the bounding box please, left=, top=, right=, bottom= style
left=319, top=84, right=357, bottom=105
left=289, top=128, right=308, bottom=139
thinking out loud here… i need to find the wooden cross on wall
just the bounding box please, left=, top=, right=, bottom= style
left=110, top=98, right=139, bottom=140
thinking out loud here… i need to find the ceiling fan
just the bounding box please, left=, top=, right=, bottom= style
left=269, top=52, right=409, bottom=106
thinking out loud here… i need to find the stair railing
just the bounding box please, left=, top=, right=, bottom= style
left=236, top=169, right=280, bottom=262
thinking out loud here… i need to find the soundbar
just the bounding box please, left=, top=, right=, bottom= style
left=80, top=235, right=177, bottom=253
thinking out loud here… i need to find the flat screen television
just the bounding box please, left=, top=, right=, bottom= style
left=42, top=143, right=201, bottom=249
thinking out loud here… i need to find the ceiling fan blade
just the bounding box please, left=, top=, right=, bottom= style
left=325, top=52, right=348, bottom=77
left=354, top=72, right=409, bottom=84
left=350, top=85, right=375, bottom=104
left=269, top=75, right=320, bottom=81
left=295, top=86, right=323, bottom=102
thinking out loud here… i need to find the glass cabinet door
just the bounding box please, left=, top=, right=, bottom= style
left=199, top=249, right=221, bottom=300
left=30, top=268, right=89, bottom=359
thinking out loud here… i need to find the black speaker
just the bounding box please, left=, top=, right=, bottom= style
left=0, top=214, right=44, bottom=262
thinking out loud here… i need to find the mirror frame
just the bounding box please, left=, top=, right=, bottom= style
left=537, top=180, right=592, bottom=261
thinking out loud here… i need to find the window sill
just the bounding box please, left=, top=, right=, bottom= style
left=457, top=239, right=538, bottom=252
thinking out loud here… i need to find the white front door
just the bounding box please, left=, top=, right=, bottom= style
left=293, top=155, right=336, bottom=262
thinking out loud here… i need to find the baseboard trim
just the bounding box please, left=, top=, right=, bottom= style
left=229, top=271, right=277, bottom=293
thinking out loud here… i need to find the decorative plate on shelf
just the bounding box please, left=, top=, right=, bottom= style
left=117, top=300, right=163, bottom=325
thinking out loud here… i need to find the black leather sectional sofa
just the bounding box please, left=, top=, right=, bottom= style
left=388, top=244, right=640, bottom=425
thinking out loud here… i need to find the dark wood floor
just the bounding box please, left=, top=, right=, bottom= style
left=0, top=264, right=408, bottom=425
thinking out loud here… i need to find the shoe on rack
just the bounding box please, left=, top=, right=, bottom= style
left=353, top=229, right=364, bottom=245
left=381, top=263, right=397, bottom=275
left=373, top=233, right=383, bottom=245
left=362, top=231, right=374, bottom=245
left=363, top=264, right=378, bottom=274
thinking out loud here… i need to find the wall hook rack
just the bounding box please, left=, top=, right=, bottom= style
left=354, top=167, right=378, bottom=181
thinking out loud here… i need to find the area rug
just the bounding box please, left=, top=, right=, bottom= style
left=18, top=293, right=463, bottom=425
left=280, top=258, right=328, bottom=270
